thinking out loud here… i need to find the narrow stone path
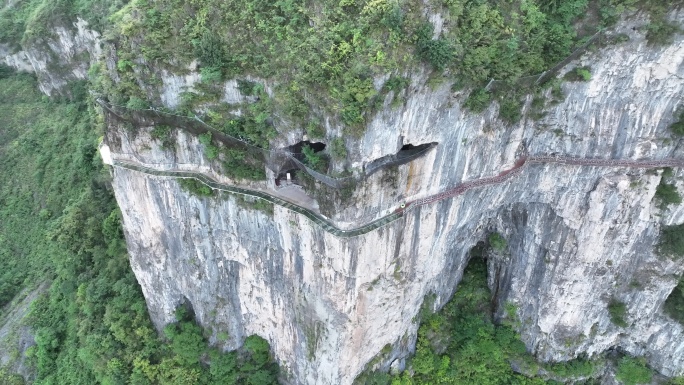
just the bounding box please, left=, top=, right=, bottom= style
left=112, top=154, right=683, bottom=238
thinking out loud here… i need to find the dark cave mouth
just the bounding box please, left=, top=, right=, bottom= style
left=286, top=140, right=327, bottom=155
left=275, top=168, right=300, bottom=186
left=396, top=142, right=436, bottom=157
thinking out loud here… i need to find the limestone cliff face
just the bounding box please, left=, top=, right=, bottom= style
left=0, top=18, right=101, bottom=95
left=107, top=13, right=684, bottom=385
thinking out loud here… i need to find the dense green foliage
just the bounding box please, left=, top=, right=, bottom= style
left=302, top=145, right=326, bottom=172
left=544, top=357, right=597, bottom=379
left=656, top=183, right=682, bottom=207
left=464, top=88, right=492, bottom=113
left=659, top=223, right=684, bottom=258
left=0, top=0, right=129, bottom=47
left=221, top=149, right=267, bottom=181
left=199, top=132, right=219, bottom=160
left=179, top=178, right=214, bottom=197
left=615, top=356, right=652, bottom=385
left=665, top=279, right=684, bottom=325
left=670, top=111, right=684, bottom=136
left=385, top=257, right=547, bottom=384
left=0, top=73, right=101, bottom=310
left=607, top=299, right=628, bottom=327
left=0, top=72, right=278, bottom=384
left=104, top=0, right=610, bottom=132
left=489, top=232, right=508, bottom=252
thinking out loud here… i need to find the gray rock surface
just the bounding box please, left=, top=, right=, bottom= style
left=0, top=283, right=47, bottom=382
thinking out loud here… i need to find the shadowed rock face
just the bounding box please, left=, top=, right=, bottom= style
left=105, top=12, right=684, bottom=385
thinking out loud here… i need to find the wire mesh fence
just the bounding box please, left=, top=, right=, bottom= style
left=485, top=31, right=604, bottom=93
left=98, top=99, right=436, bottom=189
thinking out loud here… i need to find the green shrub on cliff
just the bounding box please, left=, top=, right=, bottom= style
left=179, top=178, right=214, bottom=197
left=615, top=356, right=653, bottom=385
left=564, top=66, right=592, bottom=81
left=664, top=279, right=684, bottom=325
left=670, top=111, right=684, bottom=136
left=489, top=232, right=508, bottom=252
left=608, top=298, right=629, bottom=327
left=659, top=224, right=684, bottom=258
left=656, top=182, right=682, bottom=207
left=302, top=144, right=325, bottom=172
left=199, top=132, right=220, bottom=160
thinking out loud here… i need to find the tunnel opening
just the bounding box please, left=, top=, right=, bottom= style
left=365, top=142, right=438, bottom=177
left=286, top=140, right=327, bottom=155
left=275, top=168, right=301, bottom=187
left=283, top=140, right=329, bottom=173
left=397, top=142, right=434, bottom=158
left=397, top=142, right=437, bottom=156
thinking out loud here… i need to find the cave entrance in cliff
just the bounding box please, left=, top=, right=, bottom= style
left=286, top=140, right=326, bottom=156
left=397, top=142, right=435, bottom=157
left=283, top=140, right=329, bottom=174
left=461, top=242, right=499, bottom=318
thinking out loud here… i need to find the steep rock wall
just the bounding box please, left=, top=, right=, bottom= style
left=108, top=14, right=684, bottom=385
left=0, top=18, right=101, bottom=95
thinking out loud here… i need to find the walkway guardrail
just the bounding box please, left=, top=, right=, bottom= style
left=113, top=159, right=406, bottom=238
left=111, top=154, right=683, bottom=238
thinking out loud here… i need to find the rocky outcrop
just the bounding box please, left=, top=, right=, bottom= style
left=0, top=18, right=101, bottom=96
left=107, top=12, right=684, bottom=385
left=0, top=283, right=47, bottom=382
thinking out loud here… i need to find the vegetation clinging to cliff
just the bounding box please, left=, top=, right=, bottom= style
left=659, top=223, right=684, bottom=258
left=607, top=298, right=629, bottom=327
left=665, top=279, right=684, bottom=326
left=381, top=257, right=562, bottom=384
left=104, top=0, right=607, bottom=134
left=615, top=356, right=653, bottom=385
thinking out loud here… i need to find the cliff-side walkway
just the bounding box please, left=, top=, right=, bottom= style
left=109, top=155, right=683, bottom=238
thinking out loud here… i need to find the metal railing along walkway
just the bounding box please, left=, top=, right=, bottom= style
left=112, top=154, right=683, bottom=238
left=113, top=159, right=405, bottom=238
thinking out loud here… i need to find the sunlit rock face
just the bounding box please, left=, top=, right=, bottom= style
left=106, top=12, right=684, bottom=385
